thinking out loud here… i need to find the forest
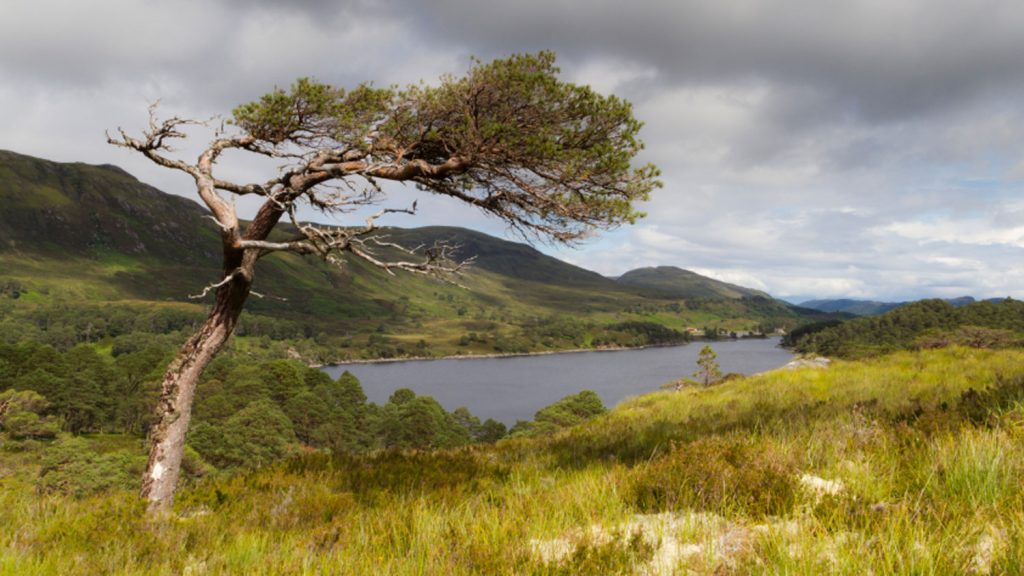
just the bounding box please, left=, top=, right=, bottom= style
left=785, top=298, right=1024, bottom=358
left=0, top=338, right=608, bottom=498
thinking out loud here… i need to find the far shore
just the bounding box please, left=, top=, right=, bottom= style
left=314, top=335, right=779, bottom=368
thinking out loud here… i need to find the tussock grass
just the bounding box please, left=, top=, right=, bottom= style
left=3, top=347, right=1024, bottom=574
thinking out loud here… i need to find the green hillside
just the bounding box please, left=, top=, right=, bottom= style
left=616, top=266, right=769, bottom=299
left=3, top=347, right=1024, bottom=573
left=0, top=150, right=822, bottom=360
left=788, top=298, right=1024, bottom=358
left=800, top=296, right=994, bottom=317
left=798, top=298, right=903, bottom=316
left=0, top=149, right=219, bottom=263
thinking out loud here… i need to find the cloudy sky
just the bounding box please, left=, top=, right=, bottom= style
left=4, top=0, right=1024, bottom=302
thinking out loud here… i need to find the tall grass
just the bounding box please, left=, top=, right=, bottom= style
left=3, top=347, right=1024, bottom=574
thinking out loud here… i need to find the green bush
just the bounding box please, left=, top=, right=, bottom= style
left=0, top=388, right=61, bottom=439
left=36, top=436, right=144, bottom=497
left=380, top=393, right=472, bottom=450
left=511, top=390, right=607, bottom=438
left=914, top=325, right=1023, bottom=350
left=188, top=399, right=298, bottom=469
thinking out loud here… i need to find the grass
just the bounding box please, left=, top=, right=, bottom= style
left=4, top=346, right=1024, bottom=573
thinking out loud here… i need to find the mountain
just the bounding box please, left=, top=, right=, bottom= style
left=799, top=296, right=1003, bottom=316
left=0, top=149, right=219, bottom=263
left=389, top=226, right=614, bottom=289
left=0, top=149, right=820, bottom=357
left=615, top=266, right=770, bottom=300
left=797, top=299, right=903, bottom=316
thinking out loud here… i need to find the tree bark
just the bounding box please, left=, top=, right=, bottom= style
left=140, top=195, right=284, bottom=513
left=140, top=258, right=253, bottom=513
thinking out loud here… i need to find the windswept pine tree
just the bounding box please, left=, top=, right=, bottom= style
left=108, top=52, right=660, bottom=511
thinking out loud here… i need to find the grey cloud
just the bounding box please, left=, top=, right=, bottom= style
left=3, top=0, right=1024, bottom=301
left=387, top=0, right=1024, bottom=182
left=16, top=0, right=1020, bottom=129
left=402, top=0, right=1024, bottom=121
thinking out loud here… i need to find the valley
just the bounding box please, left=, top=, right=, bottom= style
left=5, top=6, right=1024, bottom=573
left=0, top=149, right=829, bottom=363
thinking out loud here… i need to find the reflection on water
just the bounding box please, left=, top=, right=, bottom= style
left=322, top=338, right=793, bottom=425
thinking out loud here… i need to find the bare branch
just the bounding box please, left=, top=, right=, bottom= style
left=106, top=124, right=201, bottom=179
left=203, top=215, right=232, bottom=232
left=346, top=236, right=473, bottom=287
left=188, top=270, right=239, bottom=300
left=238, top=239, right=315, bottom=254
left=248, top=290, right=288, bottom=301
left=366, top=236, right=426, bottom=254
left=363, top=202, right=417, bottom=232
left=212, top=178, right=270, bottom=196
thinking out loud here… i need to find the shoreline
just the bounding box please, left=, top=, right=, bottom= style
left=315, top=335, right=781, bottom=368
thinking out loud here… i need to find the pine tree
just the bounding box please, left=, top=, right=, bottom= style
left=694, top=345, right=722, bottom=386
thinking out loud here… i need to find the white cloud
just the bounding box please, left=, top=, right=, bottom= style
left=569, top=58, right=658, bottom=95
left=689, top=268, right=769, bottom=291
left=765, top=276, right=871, bottom=301
left=880, top=219, right=1024, bottom=248
left=635, top=225, right=695, bottom=250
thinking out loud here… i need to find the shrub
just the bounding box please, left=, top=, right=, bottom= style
left=957, top=374, right=1024, bottom=425
left=0, top=388, right=61, bottom=439
left=381, top=395, right=471, bottom=450
left=36, top=436, right=144, bottom=497
left=188, top=399, right=298, bottom=469
left=512, top=390, right=608, bottom=438
left=628, top=436, right=799, bottom=517
left=540, top=529, right=656, bottom=575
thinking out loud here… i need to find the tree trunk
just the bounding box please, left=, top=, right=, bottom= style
left=140, top=262, right=252, bottom=513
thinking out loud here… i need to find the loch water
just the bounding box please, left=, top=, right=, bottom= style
left=322, top=338, right=794, bottom=425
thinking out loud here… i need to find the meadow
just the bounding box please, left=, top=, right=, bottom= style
left=3, top=346, right=1024, bottom=574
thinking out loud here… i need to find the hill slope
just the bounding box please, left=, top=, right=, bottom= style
left=0, top=149, right=219, bottom=263
left=616, top=266, right=769, bottom=299
left=798, top=298, right=904, bottom=316
left=788, top=297, right=1024, bottom=357
left=799, top=296, right=1002, bottom=316
left=0, top=149, right=819, bottom=358
left=4, top=347, right=1024, bottom=573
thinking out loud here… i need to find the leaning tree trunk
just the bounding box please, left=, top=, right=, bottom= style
left=141, top=196, right=284, bottom=513
left=141, top=260, right=253, bottom=513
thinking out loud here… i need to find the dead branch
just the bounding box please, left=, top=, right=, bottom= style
left=203, top=215, right=232, bottom=232
left=346, top=235, right=471, bottom=283
left=188, top=270, right=240, bottom=300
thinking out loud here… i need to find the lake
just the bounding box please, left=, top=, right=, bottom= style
left=321, top=338, right=793, bottom=425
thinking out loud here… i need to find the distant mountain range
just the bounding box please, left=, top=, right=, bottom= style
left=799, top=296, right=1005, bottom=316
left=0, top=149, right=829, bottom=351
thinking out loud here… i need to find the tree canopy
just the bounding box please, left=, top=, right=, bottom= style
left=227, top=51, right=658, bottom=244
